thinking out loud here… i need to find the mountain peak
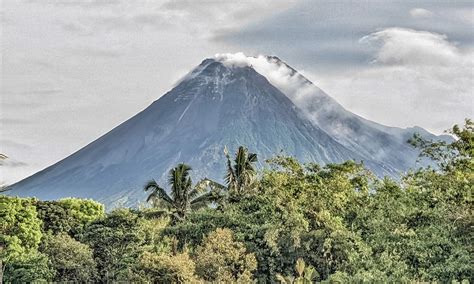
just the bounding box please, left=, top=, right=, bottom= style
left=7, top=53, right=443, bottom=208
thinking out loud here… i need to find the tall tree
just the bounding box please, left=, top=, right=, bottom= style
left=144, top=163, right=216, bottom=221
left=225, top=146, right=259, bottom=197
left=82, top=209, right=146, bottom=282
left=201, top=146, right=259, bottom=203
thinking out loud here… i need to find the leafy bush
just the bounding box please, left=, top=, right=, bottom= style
left=195, top=228, right=257, bottom=282
left=41, top=233, right=97, bottom=282
left=138, top=250, right=200, bottom=283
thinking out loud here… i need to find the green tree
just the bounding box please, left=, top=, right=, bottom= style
left=35, top=200, right=75, bottom=235
left=201, top=146, right=259, bottom=203
left=41, top=233, right=97, bottom=282
left=397, top=120, right=473, bottom=281
left=0, top=196, right=52, bottom=282
left=409, top=118, right=473, bottom=172
left=225, top=146, right=259, bottom=198
left=82, top=209, right=146, bottom=282
left=138, top=250, right=200, bottom=283
left=145, top=163, right=217, bottom=221
left=3, top=252, right=53, bottom=283
left=342, top=121, right=474, bottom=282
left=35, top=199, right=104, bottom=237
left=57, top=198, right=105, bottom=225
left=194, top=228, right=257, bottom=283
left=0, top=197, right=42, bottom=261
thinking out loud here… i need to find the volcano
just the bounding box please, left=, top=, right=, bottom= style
left=7, top=55, right=448, bottom=208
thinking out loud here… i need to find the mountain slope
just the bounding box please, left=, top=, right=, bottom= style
left=8, top=59, right=370, bottom=208
left=243, top=55, right=452, bottom=175
left=7, top=55, right=448, bottom=208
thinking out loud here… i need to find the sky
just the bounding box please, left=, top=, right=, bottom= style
left=1, top=0, right=473, bottom=185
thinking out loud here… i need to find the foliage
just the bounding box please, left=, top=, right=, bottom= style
left=40, top=233, right=97, bottom=282
left=81, top=208, right=146, bottom=282
left=224, top=146, right=259, bottom=199
left=56, top=198, right=104, bottom=226
left=195, top=146, right=260, bottom=206
left=138, top=250, right=200, bottom=283
left=409, top=118, right=473, bottom=172
left=195, top=228, right=257, bottom=282
left=0, top=196, right=47, bottom=282
left=276, top=258, right=318, bottom=284
left=164, top=162, right=372, bottom=282
left=3, top=252, right=54, bottom=283
left=0, top=196, right=42, bottom=259
left=35, top=200, right=75, bottom=235
left=145, top=163, right=218, bottom=222
left=0, top=120, right=472, bottom=283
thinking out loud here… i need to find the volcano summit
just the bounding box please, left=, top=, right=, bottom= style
left=7, top=54, right=448, bottom=208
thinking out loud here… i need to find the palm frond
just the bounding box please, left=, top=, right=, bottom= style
left=144, top=180, right=159, bottom=192
left=168, top=163, right=192, bottom=202
left=205, top=179, right=227, bottom=191
left=248, top=152, right=258, bottom=163
left=143, top=208, right=172, bottom=219
left=144, top=179, right=174, bottom=206
left=189, top=179, right=208, bottom=199
left=190, top=192, right=217, bottom=210
left=146, top=191, right=158, bottom=203
left=224, top=147, right=236, bottom=187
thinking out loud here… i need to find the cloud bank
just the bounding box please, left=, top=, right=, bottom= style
left=215, top=52, right=323, bottom=109
left=316, top=27, right=473, bottom=133
left=360, top=28, right=463, bottom=66
left=214, top=52, right=351, bottom=138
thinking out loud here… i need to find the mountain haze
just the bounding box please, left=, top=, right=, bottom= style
left=7, top=54, right=448, bottom=208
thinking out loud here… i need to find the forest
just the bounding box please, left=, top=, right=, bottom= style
left=0, top=120, right=472, bottom=283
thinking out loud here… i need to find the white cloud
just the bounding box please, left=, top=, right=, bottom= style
left=215, top=52, right=319, bottom=109
left=215, top=52, right=340, bottom=129
left=360, top=28, right=461, bottom=66
left=214, top=47, right=473, bottom=136
left=409, top=8, right=434, bottom=19
left=314, top=28, right=474, bottom=134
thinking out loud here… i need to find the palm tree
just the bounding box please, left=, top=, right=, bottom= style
left=144, top=163, right=217, bottom=221
left=202, top=146, right=259, bottom=202
left=224, top=146, right=258, bottom=196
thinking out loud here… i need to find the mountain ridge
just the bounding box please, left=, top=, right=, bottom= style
left=7, top=55, right=448, bottom=208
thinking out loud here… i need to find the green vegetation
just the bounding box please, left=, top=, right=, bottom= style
left=145, top=163, right=219, bottom=222
left=0, top=120, right=472, bottom=283
left=41, top=233, right=97, bottom=282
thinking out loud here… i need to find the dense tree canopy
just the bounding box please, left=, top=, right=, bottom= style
left=0, top=120, right=472, bottom=282
left=82, top=209, right=147, bottom=282
left=40, top=233, right=97, bottom=282
left=195, top=228, right=257, bottom=282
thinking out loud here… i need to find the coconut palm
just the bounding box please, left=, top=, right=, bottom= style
left=144, top=163, right=217, bottom=221
left=201, top=146, right=258, bottom=203
left=224, top=146, right=258, bottom=196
